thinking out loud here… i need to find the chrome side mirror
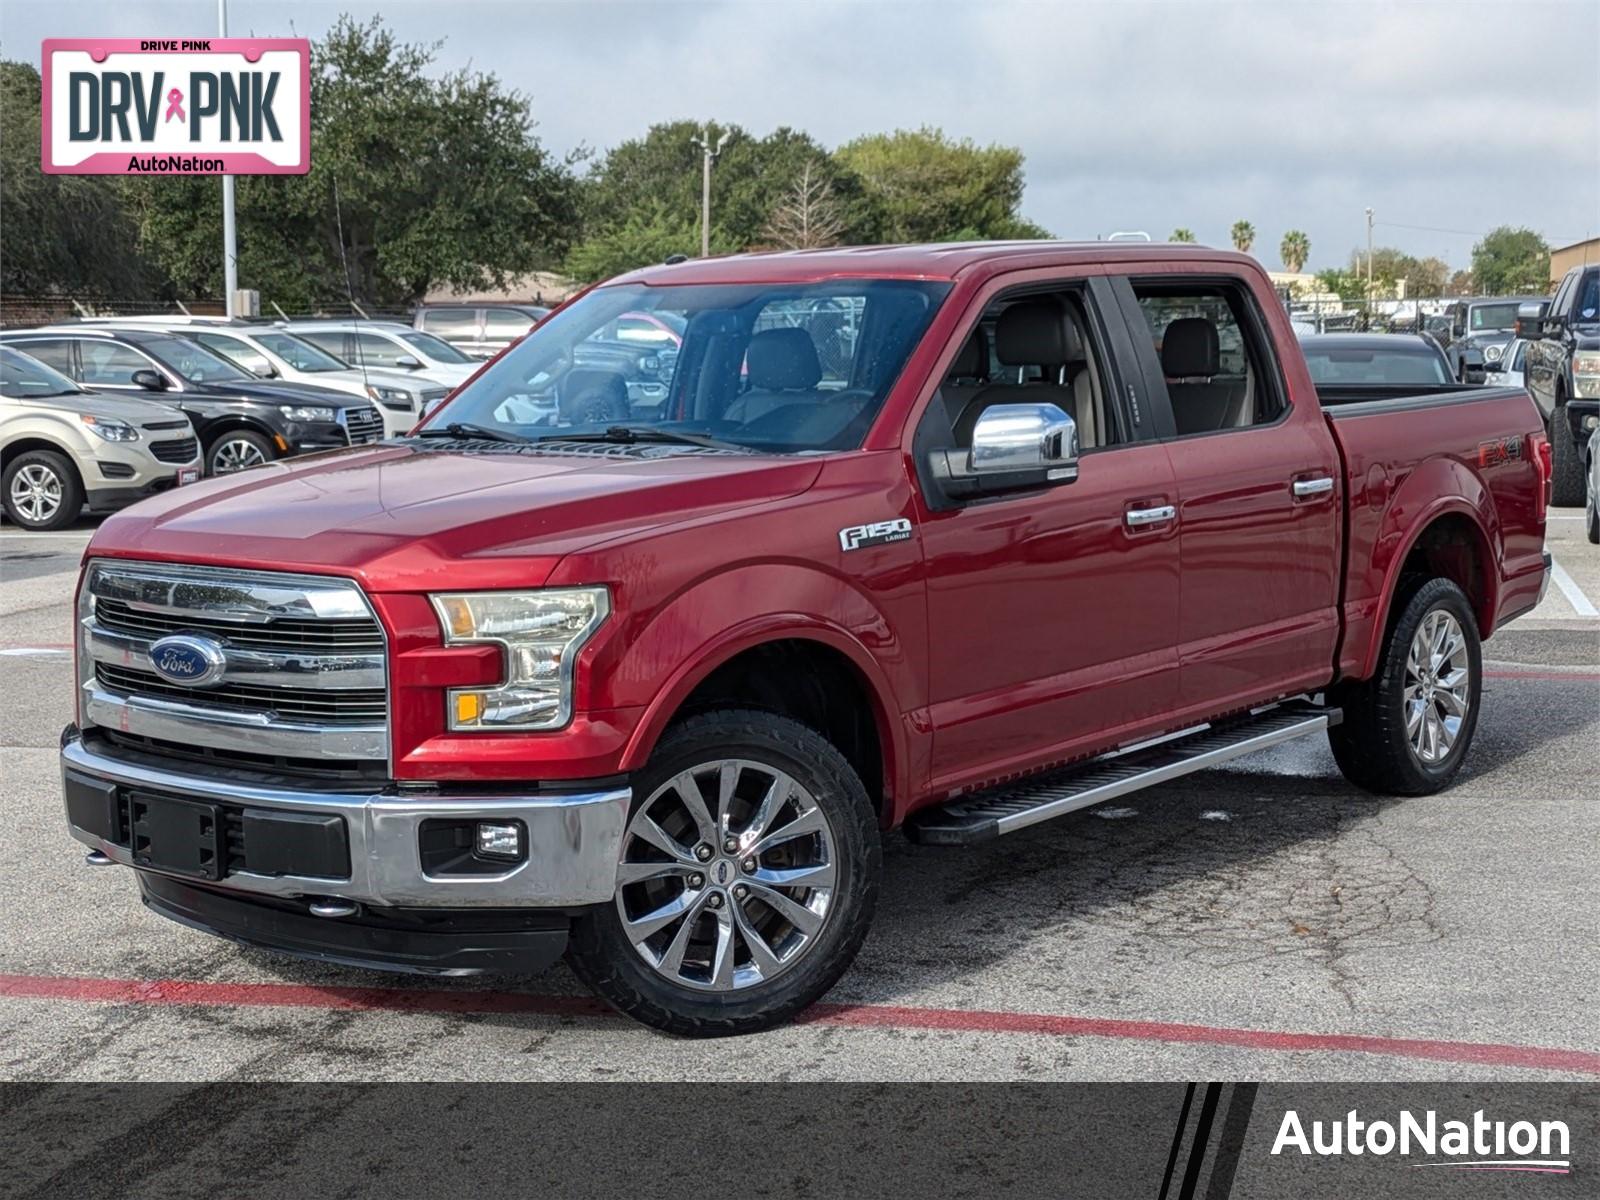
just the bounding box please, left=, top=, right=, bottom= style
left=928, top=402, right=1080, bottom=502
left=969, top=403, right=1079, bottom=482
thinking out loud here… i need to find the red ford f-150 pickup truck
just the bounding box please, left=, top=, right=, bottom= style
left=61, top=243, right=1552, bottom=1035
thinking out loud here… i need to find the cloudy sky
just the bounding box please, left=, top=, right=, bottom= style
left=8, top=0, right=1597, bottom=271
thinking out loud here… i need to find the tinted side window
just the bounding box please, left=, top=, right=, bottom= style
left=1131, top=283, right=1286, bottom=436
left=12, top=339, right=75, bottom=375
left=295, top=331, right=347, bottom=360
left=79, top=341, right=158, bottom=386
left=195, top=333, right=272, bottom=375
left=422, top=308, right=480, bottom=338
left=353, top=333, right=409, bottom=368
left=484, top=308, right=536, bottom=339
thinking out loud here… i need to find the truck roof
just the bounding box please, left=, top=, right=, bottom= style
left=608, top=240, right=1255, bottom=287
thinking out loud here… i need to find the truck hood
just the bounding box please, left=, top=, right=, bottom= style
left=87, top=443, right=824, bottom=592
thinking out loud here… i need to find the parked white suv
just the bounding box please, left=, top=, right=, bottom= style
left=282, top=321, right=479, bottom=393
left=85, top=318, right=438, bottom=438
left=1, top=346, right=201, bottom=531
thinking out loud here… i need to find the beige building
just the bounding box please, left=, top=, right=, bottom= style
left=1549, top=237, right=1600, bottom=284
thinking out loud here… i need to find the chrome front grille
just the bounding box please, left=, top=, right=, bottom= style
left=342, top=406, right=385, bottom=443
left=78, top=561, right=389, bottom=763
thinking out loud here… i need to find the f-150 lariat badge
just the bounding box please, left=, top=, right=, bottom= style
left=838, top=518, right=913, bottom=552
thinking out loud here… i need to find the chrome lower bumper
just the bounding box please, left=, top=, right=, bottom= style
left=61, top=736, right=629, bottom=908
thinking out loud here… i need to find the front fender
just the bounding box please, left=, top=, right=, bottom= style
left=602, top=561, right=916, bottom=814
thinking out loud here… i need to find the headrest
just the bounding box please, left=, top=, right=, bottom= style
left=949, top=327, right=988, bottom=379
left=747, top=328, right=822, bottom=390
left=1161, top=317, right=1220, bottom=378
left=994, top=301, right=1085, bottom=367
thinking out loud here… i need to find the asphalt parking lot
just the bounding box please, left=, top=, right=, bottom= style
left=1, top=513, right=1596, bottom=1083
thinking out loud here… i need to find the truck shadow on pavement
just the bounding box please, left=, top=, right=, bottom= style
left=230, top=676, right=1596, bottom=1030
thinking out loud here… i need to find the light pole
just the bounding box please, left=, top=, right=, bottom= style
left=219, top=0, right=237, bottom=316
left=692, top=125, right=732, bottom=258
left=1365, top=206, right=1374, bottom=317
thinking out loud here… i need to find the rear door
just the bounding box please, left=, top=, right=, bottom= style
left=1114, top=271, right=1341, bottom=715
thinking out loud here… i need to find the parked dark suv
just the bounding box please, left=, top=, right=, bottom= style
left=0, top=327, right=385, bottom=475
left=1521, top=264, right=1600, bottom=506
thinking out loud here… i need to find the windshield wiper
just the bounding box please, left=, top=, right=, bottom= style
left=414, top=422, right=531, bottom=444
left=541, top=425, right=754, bottom=452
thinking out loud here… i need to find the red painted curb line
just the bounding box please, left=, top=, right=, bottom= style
left=1, top=972, right=1596, bottom=1075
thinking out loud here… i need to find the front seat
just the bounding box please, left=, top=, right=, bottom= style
left=953, top=302, right=1084, bottom=446
left=724, top=328, right=823, bottom=424
left=1160, top=317, right=1242, bottom=434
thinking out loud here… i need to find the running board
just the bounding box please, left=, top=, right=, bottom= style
left=905, top=702, right=1340, bottom=846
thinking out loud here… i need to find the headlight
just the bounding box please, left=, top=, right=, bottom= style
left=1575, top=351, right=1600, bottom=400
left=431, top=588, right=610, bottom=730
left=277, top=404, right=337, bottom=422
left=366, top=385, right=415, bottom=411
left=79, top=415, right=139, bottom=442
left=1484, top=344, right=1503, bottom=362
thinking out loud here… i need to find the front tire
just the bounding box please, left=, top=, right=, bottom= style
left=567, top=710, right=881, bottom=1036
left=207, top=430, right=274, bottom=476
left=1328, top=578, right=1482, bottom=796
left=1549, top=406, right=1585, bottom=507
left=2, top=449, right=83, bottom=531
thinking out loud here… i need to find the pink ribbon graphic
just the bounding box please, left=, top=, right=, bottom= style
left=164, top=88, right=185, bottom=123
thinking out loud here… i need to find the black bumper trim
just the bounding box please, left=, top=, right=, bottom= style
left=138, top=872, right=573, bottom=977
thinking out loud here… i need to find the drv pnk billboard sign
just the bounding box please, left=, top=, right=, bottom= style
left=41, top=38, right=309, bottom=175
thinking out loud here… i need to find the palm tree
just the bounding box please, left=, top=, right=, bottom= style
left=1280, top=229, right=1310, bottom=273
left=1230, top=220, right=1256, bottom=254
left=1170, top=228, right=1197, bottom=243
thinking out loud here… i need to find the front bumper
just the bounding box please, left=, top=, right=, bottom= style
left=61, top=732, right=629, bottom=910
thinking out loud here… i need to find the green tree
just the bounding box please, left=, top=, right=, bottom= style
left=1279, top=229, right=1310, bottom=273
left=1169, top=228, right=1197, bottom=243
left=834, top=127, right=1048, bottom=243
left=1343, top=246, right=1452, bottom=299
left=0, top=61, right=157, bottom=295
left=1230, top=220, right=1256, bottom=254
left=1315, top=268, right=1368, bottom=305
left=564, top=203, right=734, bottom=282
left=1471, top=226, right=1551, bottom=294
left=127, top=17, right=577, bottom=307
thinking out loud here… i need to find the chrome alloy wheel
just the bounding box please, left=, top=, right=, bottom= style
left=614, top=759, right=838, bottom=992
left=211, top=437, right=267, bottom=473
left=9, top=463, right=63, bottom=524
left=1404, top=609, right=1472, bottom=764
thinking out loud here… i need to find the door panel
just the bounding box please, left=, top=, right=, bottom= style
left=922, top=442, right=1180, bottom=789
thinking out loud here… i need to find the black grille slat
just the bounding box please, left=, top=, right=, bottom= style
left=150, top=437, right=199, bottom=464
left=97, top=663, right=385, bottom=724
left=93, top=597, right=384, bottom=652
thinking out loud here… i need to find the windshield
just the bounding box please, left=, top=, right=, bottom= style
left=1302, top=345, right=1450, bottom=385
left=399, top=330, right=474, bottom=364
left=0, top=346, right=84, bottom=398
left=147, top=336, right=252, bottom=383
left=1469, top=303, right=1521, bottom=332
left=255, top=331, right=348, bottom=372
left=419, top=280, right=949, bottom=453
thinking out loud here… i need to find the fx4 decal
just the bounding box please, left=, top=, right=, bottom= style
left=839, top=518, right=913, bottom=552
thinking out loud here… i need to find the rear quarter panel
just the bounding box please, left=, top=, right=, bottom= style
left=1328, top=388, right=1546, bottom=679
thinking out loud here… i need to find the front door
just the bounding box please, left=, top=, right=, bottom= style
left=917, top=276, right=1182, bottom=794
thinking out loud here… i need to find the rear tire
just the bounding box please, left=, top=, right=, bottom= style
left=567, top=710, right=880, bottom=1036
left=1549, top=406, right=1585, bottom=507
left=1328, top=578, right=1482, bottom=796
left=2, top=449, right=83, bottom=531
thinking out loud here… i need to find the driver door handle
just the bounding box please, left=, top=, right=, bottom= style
left=1292, top=477, right=1334, bottom=498
left=1125, top=504, right=1177, bottom=528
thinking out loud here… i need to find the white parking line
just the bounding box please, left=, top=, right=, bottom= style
left=1549, top=556, right=1599, bottom=618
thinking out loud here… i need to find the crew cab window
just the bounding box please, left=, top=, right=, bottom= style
left=79, top=341, right=158, bottom=387
left=194, top=333, right=273, bottom=376
left=350, top=333, right=411, bottom=369
left=1131, top=283, right=1286, bottom=435
left=423, top=309, right=480, bottom=338
left=428, top=279, right=948, bottom=453
left=1574, top=271, right=1599, bottom=322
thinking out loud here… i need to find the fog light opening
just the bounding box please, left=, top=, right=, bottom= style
left=475, top=821, right=524, bottom=861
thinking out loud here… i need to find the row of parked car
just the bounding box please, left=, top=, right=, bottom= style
left=0, top=318, right=479, bottom=530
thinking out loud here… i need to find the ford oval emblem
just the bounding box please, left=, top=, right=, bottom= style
left=147, top=635, right=227, bottom=687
